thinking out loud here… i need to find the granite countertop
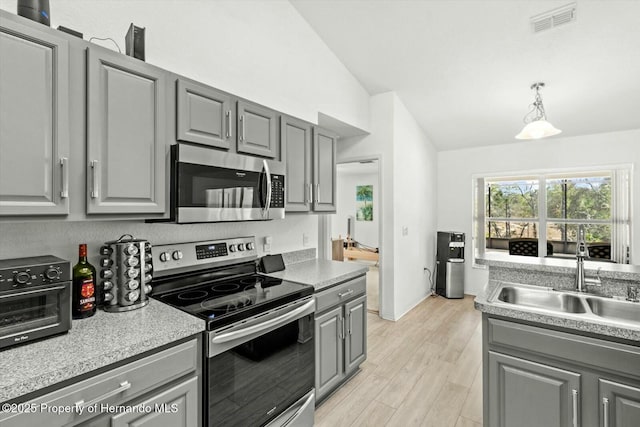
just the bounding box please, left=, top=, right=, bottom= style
left=475, top=280, right=640, bottom=342
left=265, top=259, right=369, bottom=291
left=0, top=300, right=205, bottom=403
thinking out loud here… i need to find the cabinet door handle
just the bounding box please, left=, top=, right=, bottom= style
left=315, top=184, right=320, bottom=204
left=338, top=316, right=343, bottom=340
left=602, top=397, right=609, bottom=427
left=349, top=312, right=353, bottom=335
left=308, top=184, right=313, bottom=205
left=60, top=157, right=69, bottom=198
left=74, top=380, right=131, bottom=411
left=342, top=316, right=346, bottom=340
left=338, top=289, right=354, bottom=299
left=239, top=115, right=245, bottom=142
left=90, top=160, right=99, bottom=198
left=572, top=389, right=579, bottom=427
left=226, top=110, right=232, bottom=138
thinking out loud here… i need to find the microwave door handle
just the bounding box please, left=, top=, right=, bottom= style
left=262, top=159, right=272, bottom=218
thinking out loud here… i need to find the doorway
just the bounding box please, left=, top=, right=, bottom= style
left=331, top=159, right=381, bottom=314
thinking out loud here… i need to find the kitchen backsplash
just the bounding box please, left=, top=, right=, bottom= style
left=0, top=215, right=318, bottom=268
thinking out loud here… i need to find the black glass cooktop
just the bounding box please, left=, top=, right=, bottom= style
left=155, top=274, right=313, bottom=330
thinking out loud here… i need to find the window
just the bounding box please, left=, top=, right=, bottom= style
left=475, top=168, right=631, bottom=263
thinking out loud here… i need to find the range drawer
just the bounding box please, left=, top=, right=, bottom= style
left=487, top=317, right=640, bottom=378
left=315, top=275, right=366, bottom=313
left=0, top=338, right=198, bottom=426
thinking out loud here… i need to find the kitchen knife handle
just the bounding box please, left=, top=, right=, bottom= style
left=60, top=157, right=69, bottom=198
left=602, top=397, right=609, bottom=427
left=91, top=160, right=99, bottom=199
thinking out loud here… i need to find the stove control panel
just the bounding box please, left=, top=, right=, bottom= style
left=153, top=237, right=258, bottom=277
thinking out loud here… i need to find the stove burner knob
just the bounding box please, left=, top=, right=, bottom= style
left=14, top=271, right=31, bottom=285
left=44, top=267, right=60, bottom=281
left=246, top=242, right=254, bottom=250
left=229, top=245, right=236, bottom=253
left=237, top=243, right=245, bottom=251
left=172, top=250, right=183, bottom=261
left=159, top=252, right=171, bottom=262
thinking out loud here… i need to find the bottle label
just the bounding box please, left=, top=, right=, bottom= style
left=79, top=278, right=96, bottom=309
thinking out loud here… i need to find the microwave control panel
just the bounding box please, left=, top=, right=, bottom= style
left=270, top=175, right=285, bottom=208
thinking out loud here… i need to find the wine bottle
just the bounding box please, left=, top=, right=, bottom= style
left=72, top=244, right=97, bottom=319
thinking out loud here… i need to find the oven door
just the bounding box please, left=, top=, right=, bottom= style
left=206, top=298, right=315, bottom=427
left=0, top=283, right=71, bottom=350
left=175, top=143, right=285, bottom=223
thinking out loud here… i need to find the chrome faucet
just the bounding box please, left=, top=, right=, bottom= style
left=575, top=225, right=602, bottom=292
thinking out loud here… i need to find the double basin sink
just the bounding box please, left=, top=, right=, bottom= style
left=491, top=284, right=640, bottom=327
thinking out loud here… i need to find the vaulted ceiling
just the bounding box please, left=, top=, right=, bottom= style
left=291, top=0, right=640, bottom=150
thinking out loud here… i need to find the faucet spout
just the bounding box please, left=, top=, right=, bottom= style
left=575, top=225, right=589, bottom=292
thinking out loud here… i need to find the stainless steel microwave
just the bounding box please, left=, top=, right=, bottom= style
left=167, top=143, right=285, bottom=223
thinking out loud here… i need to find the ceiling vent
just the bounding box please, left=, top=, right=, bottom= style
left=531, top=2, right=577, bottom=33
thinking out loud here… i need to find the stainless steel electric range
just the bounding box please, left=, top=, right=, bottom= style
left=152, top=236, right=315, bottom=427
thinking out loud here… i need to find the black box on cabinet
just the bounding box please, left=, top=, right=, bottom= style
left=125, top=23, right=145, bottom=61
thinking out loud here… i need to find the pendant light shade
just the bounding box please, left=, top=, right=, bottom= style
left=515, top=82, right=562, bottom=140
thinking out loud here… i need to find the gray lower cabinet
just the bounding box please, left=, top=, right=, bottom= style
left=237, top=99, right=278, bottom=158
left=281, top=116, right=312, bottom=212
left=0, top=338, right=200, bottom=427
left=111, top=376, right=198, bottom=427
left=0, top=17, right=70, bottom=216
left=86, top=46, right=167, bottom=215
left=484, top=315, right=640, bottom=427
left=312, top=127, right=337, bottom=212
left=176, top=79, right=233, bottom=150
left=315, top=276, right=367, bottom=403
left=599, top=379, right=640, bottom=427
left=488, top=351, right=581, bottom=427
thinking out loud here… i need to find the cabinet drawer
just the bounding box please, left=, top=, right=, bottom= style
left=0, top=339, right=198, bottom=427
left=315, top=276, right=366, bottom=313
left=487, top=317, right=640, bottom=378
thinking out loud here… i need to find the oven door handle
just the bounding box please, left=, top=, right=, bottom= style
left=0, top=285, right=67, bottom=300
left=210, top=298, right=316, bottom=350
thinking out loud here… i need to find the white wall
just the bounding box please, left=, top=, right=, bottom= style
left=0, top=1, right=371, bottom=266
left=338, top=92, right=438, bottom=320
left=333, top=170, right=379, bottom=248
left=392, top=96, right=438, bottom=319
left=0, top=0, right=370, bottom=131
left=437, top=128, right=640, bottom=296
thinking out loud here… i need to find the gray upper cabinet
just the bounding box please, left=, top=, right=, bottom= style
left=0, top=18, right=69, bottom=216
left=86, top=47, right=166, bottom=214
left=282, top=116, right=312, bottom=212
left=176, top=79, right=233, bottom=150
left=237, top=99, right=278, bottom=158
left=313, top=127, right=337, bottom=212
left=599, top=379, right=640, bottom=427
left=488, top=351, right=581, bottom=427
left=344, top=295, right=367, bottom=375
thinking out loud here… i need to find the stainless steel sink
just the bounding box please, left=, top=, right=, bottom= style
left=497, top=286, right=587, bottom=313
left=585, top=297, right=640, bottom=324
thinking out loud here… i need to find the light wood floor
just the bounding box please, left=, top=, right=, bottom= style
left=315, top=295, right=483, bottom=427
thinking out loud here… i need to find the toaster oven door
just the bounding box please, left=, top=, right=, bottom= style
left=0, top=283, right=71, bottom=350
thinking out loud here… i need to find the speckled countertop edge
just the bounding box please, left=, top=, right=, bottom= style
left=0, top=300, right=205, bottom=403
left=477, top=255, right=640, bottom=282
left=265, top=259, right=369, bottom=291
left=475, top=280, right=640, bottom=342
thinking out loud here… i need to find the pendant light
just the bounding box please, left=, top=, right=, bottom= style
left=515, top=82, right=562, bottom=140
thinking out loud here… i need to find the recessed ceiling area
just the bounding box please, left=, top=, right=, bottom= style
left=291, top=0, right=640, bottom=150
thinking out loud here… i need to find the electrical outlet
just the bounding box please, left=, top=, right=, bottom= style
left=263, top=243, right=271, bottom=253
left=402, top=226, right=409, bottom=236
left=264, top=236, right=273, bottom=245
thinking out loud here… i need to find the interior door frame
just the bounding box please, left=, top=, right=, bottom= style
left=319, top=155, right=383, bottom=317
